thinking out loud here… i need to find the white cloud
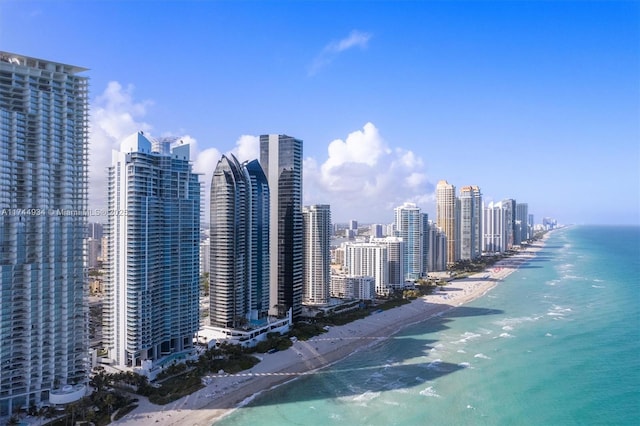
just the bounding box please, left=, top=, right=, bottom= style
left=88, top=82, right=433, bottom=226
left=233, top=135, right=260, bottom=163
left=88, top=82, right=152, bottom=214
left=309, top=30, right=372, bottom=76
left=332, top=30, right=372, bottom=53
left=304, top=122, right=435, bottom=223
left=88, top=81, right=264, bottom=225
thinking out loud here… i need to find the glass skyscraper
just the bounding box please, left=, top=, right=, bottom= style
left=0, top=52, right=89, bottom=415
left=259, top=134, right=303, bottom=320
left=209, top=155, right=270, bottom=328
left=394, top=202, right=423, bottom=281
left=302, top=204, right=331, bottom=306
left=105, top=132, right=200, bottom=370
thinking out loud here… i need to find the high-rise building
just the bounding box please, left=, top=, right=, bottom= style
left=199, top=237, right=210, bottom=279
left=394, top=202, right=423, bottom=281
left=0, top=52, right=89, bottom=415
left=302, top=204, right=331, bottom=306
left=105, top=132, right=200, bottom=370
left=259, top=134, right=303, bottom=319
left=528, top=214, right=535, bottom=237
left=426, top=221, right=448, bottom=272
left=371, top=237, right=405, bottom=290
left=436, top=180, right=457, bottom=267
left=420, top=213, right=430, bottom=276
left=459, top=186, right=482, bottom=260
left=371, top=224, right=384, bottom=238
left=349, top=219, right=358, bottom=235
left=209, top=155, right=270, bottom=328
left=503, top=199, right=516, bottom=250
left=87, top=238, right=102, bottom=268
left=343, top=242, right=389, bottom=295
left=87, top=222, right=104, bottom=239
left=515, top=203, right=529, bottom=245
left=483, top=201, right=506, bottom=253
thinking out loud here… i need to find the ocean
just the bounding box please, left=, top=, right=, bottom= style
left=215, top=225, right=640, bottom=426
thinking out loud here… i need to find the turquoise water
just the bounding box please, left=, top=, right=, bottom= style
left=216, top=226, right=640, bottom=425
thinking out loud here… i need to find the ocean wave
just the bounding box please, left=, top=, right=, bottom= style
left=551, top=305, right=572, bottom=313
left=458, top=362, right=472, bottom=368
left=427, top=359, right=442, bottom=369
left=353, top=390, right=380, bottom=402
left=419, top=386, right=441, bottom=398
left=561, top=274, right=584, bottom=280
left=498, top=332, right=514, bottom=338
left=592, top=285, right=605, bottom=289
left=454, top=331, right=482, bottom=344
left=474, top=353, right=491, bottom=359
left=495, top=316, right=537, bottom=328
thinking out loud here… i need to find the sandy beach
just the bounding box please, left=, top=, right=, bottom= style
left=112, top=239, right=544, bottom=426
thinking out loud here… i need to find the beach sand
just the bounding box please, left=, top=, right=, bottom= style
left=112, top=240, right=544, bottom=426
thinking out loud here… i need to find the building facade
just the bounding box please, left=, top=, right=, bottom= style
left=483, top=201, right=506, bottom=253
left=0, top=52, right=89, bottom=415
left=394, top=202, right=423, bottom=281
left=209, top=155, right=270, bottom=328
left=330, top=275, right=375, bottom=300
left=459, top=185, right=482, bottom=260
left=343, top=242, right=389, bottom=295
left=302, top=204, right=331, bottom=306
left=371, top=237, right=405, bottom=290
left=105, top=132, right=200, bottom=370
left=436, top=180, right=457, bottom=267
left=503, top=198, right=516, bottom=251
left=515, top=203, right=529, bottom=245
left=259, top=134, right=303, bottom=319
left=429, top=222, right=448, bottom=272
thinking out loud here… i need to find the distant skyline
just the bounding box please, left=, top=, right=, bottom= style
left=2, top=1, right=638, bottom=225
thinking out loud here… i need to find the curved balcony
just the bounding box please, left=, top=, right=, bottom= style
left=49, top=384, right=86, bottom=404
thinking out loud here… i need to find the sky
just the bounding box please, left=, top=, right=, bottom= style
left=1, top=0, right=638, bottom=225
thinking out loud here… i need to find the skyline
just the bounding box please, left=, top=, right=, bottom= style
left=1, top=1, right=638, bottom=225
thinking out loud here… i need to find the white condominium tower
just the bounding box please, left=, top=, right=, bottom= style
left=483, top=201, right=507, bottom=253
left=343, top=242, right=389, bottom=295
left=459, top=185, right=482, bottom=260
left=105, top=132, right=200, bottom=370
left=209, top=155, right=270, bottom=328
left=394, top=202, right=423, bottom=281
left=371, top=237, right=405, bottom=290
left=259, top=134, right=303, bottom=320
left=302, top=204, right=331, bottom=306
left=0, top=52, right=89, bottom=416
left=436, top=180, right=457, bottom=267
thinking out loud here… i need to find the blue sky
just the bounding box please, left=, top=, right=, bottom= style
left=1, top=0, right=638, bottom=225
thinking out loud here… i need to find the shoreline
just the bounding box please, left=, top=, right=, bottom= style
left=113, top=238, right=546, bottom=426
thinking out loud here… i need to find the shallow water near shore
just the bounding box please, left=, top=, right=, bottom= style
left=216, top=225, right=640, bottom=426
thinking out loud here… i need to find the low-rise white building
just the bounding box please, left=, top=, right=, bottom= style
left=330, top=274, right=376, bottom=300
